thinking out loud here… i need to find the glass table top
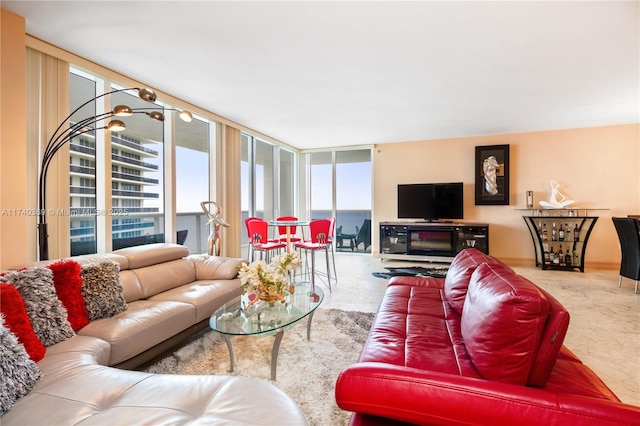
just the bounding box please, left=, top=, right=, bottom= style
left=209, top=283, right=324, bottom=337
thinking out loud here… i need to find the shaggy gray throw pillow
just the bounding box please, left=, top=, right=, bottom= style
left=0, top=316, right=42, bottom=415
left=0, top=267, right=74, bottom=346
left=81, top=262, right=127, bottom=321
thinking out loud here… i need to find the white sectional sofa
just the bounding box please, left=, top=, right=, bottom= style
left=1, top=243, right=308, bottom=424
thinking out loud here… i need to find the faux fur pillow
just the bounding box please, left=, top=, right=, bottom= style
left=0, top=316, right=42, bottom=415
left=0, top=284, right=46, bottom=362
left=81, top=262, right=127, bottom=321
left=48, top=260, right=90, bottom=331
left=0, top=268, right=74, bottom=347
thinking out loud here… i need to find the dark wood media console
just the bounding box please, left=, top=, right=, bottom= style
left=379, top=221, right=489, bottom=262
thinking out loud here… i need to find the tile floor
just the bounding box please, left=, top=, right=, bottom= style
left=317, top=252, right=639, bottom=407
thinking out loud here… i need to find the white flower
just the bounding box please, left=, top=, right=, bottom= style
left=238, top=251, right=301, bottom=308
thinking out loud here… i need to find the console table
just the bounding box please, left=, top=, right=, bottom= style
left=520, top=208, right=604, bottom=272
left=379, top=221, right=489, bottom=262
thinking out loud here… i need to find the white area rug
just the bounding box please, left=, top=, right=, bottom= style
left=145, top=308, right=375, bottom=426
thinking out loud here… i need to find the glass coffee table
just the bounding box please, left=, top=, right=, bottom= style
left=209, top=283, right=324, bottom=380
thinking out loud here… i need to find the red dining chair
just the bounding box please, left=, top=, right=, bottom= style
left=245, top=217, right=285, bottom=262
left=295, top=218, right=336, bottom=293
left=275, top=216, right=303, bottom=244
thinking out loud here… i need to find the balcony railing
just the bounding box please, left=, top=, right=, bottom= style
left=111, top=136, right=159, bottom=156
left=70, top=144, right=95, bottom=156
left=70, top=186, right=96, bottom=195
left=112, top=190, right=159, bottom=199
left=70, top=165, right=95, bottom=175
left=111, top=172, right=159, bottom=185
left=111, top=154, right=158, bottom=170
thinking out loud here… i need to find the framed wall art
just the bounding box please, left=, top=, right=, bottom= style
left=475, top=144, right=510, bottom=205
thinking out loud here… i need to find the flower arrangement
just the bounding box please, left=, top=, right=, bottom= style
left=238, top=250, right=301, bottom=308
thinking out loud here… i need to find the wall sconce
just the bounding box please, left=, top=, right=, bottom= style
left=37, top=87, right=192, bottom=260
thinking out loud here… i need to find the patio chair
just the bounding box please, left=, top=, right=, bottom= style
left=355, top=219, right=371, bottom=251
left=335, top=225, right=356, bottom=251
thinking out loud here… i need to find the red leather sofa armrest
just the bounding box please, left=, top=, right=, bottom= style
left=335, top=362, right=640, bottom=426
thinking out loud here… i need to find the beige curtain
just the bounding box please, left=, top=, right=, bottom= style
left=219, top=125, right=242, bottom=258
left=26, top=48, right=70, bottom=260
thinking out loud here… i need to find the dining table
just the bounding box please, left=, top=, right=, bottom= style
left=269, top=219, right=309, bottom=251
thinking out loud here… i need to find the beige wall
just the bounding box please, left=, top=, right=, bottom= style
left=0, top=9, right=29, bottom=269
left=373, top=124, right=640, bottom=268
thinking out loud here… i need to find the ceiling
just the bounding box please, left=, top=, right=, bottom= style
left=3, top=1, right=639, bottom=150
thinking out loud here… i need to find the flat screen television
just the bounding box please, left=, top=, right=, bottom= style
left=397, top=182, right=464, bottom=221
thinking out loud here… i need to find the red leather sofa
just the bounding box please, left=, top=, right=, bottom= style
left=335, top=249, right=640, bottom=425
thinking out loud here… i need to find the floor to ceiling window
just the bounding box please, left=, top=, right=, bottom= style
left=336, top=149, right=372, bottom=252
left=279, top=148, right=295, bottom=217
left=69, top=73, right=98, bottom=255
left=255, top=139, right=275, bottom=222
left=309, top=149, right=372, bottom=253
left=310, top=152, right=333, bottom=220
left=241, top=132, right=298, bottom=250
left=109, top=89, right=164, bottom=250
left=69, top=67, right=213, bottom=255
left=176, top=116, right=211, bottom=254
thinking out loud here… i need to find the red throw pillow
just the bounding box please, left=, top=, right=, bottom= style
left=0, top=283, right=46, bottom=361
left=48, top=260, right=90, bottom=331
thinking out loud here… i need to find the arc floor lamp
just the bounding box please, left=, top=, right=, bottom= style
left=37, top=87, right=192, bottom=260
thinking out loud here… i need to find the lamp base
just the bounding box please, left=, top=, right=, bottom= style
left=37, top=223, right=49, bottom=261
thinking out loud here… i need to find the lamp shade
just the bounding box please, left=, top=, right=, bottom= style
left=138, top=87, right=157, bottom=102
left=113, top=105, right=133, bottom=116
left=107, top=120, right=126, bottom=131
left=147, top=111, right=165, bottom=122
left=179, top=110, right=193, bottom=122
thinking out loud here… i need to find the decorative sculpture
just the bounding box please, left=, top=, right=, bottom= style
left=482, top=155, right=500, bottom=196
left=539, top=180, right=575, bottom=209
left=200, top=201, right=230, bottom=256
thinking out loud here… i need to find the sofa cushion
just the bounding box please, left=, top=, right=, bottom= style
left=443, top=248, right=493, bottom=314
left=133, top=259, right=197, bottom=299
left=0, top=317, right=42, bottom=415
left=150, top=279, right=242, bottom=322
left=47, top=260, right=90, bottom=331
left=527, top=285, right=570, bottom=387
left=0, top=267, right=75, bottom=346
left=0, top=284, right=46, bottom=361
left=461, top=262, right=550, bottom=385
left=78, top=300, right=195, bottom=365
left=113, top=243, right=189, bottom=269
left=187, top=254, right=244, bottom=280
left=119, top=270, right=144, bottom=303
left=81, top=262, right=128, bottom=321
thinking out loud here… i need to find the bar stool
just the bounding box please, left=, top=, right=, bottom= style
left=245, top=218, right=286, bottom=262
left=295, top=218, right=336, bottom=293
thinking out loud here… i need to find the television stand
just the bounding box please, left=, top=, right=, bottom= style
left=379, top=221, right=489, bottom=262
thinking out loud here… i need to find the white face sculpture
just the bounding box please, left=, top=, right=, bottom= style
left=482, top=155, right=499, bottom=196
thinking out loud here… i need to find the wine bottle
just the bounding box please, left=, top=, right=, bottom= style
left=558, top=224, right=564, bottom=241
left=542, top=223, right=548, bottom=241
left=565, top=250, right=571, bottom=267
left=551, top=222, right=557, bottom=241
left=574, top=223, right=579, bottom=241
left=565, top=223, right=571, bottom=242
left=558, top=245, right=564, bottom=265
